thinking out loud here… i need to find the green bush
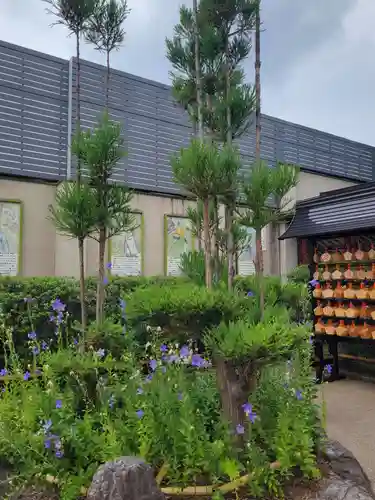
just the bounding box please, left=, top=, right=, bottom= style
left=0, top=275, right=188, bottom=364
left=287, top=264, right=310, bottom=284
left=0, top=327, right=319, bottom=500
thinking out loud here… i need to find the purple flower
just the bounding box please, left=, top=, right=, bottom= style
left=167, top=354, right=179, bottom=364
left=191, top=354, right=205, bottom=368
left=180, top=345, right=190, bottom=358
left=242, top=402, right=257, bottom=423
left=326, top=364, right=332, bottom=375
left=309, top=279, right=319, bottom=288
left=42, top=419, right=52, bottom=433
left=96, top=348, right=105, bottom=359
left=236, top=424, right=245, bottom=435
left=136, top=409, right=144, bottom=419
left=44, top=439, right=51, bottom=449
left=23, top=371, right=30, bottom=381
left=136, top=387, right=144, bottom=395
left=0, top=368, right=7, bottom=377
left=160, top=344, right=168, bottom=353
left=55, top=450, right=63, bottom=458
left=247, top=290, right=254, bottom=297
left=52, top=298, right=66, bottom=313
left=55, top=399, right=62, bottom=409
left=28, top=331, right=37, bottom=340
left=106, top=262, right=112, bottom=269
left=145, top=374, right=153, bottom=383
left=295, top=390, right=303, bottom=400
left=103, top=277, right=109, bottom=285
left=41, top=341, right=48, bottom=351
left=32, top=346, right=39, bottom=355
left=149, top=359, right=157, bottom=371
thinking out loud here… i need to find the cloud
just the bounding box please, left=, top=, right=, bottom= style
left=0, top=0, right=374, bottom=146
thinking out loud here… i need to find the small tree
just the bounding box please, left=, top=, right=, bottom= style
left=45, top=0, right=98, bottom=331
left=84, top=0, right=131, bottom=324
left=85, top=0, right=130, bottom=106
left=171, top=140, right=226, bottom=288
left=74, top=114, right=135, bottom=324
left=239, top=160, right=299, bottom=313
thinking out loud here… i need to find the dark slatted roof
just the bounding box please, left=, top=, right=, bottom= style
left=279, top=182, right=375, bottom=239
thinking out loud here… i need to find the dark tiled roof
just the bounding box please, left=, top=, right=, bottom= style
left=279, top=182, right=375, bottom=239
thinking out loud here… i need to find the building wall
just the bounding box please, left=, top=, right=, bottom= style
left=0, top=172, right=360, bottom=279
left=279, top=172, right=358, bottom=279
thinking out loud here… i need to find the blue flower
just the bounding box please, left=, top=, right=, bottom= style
left=42, top=419, right=52, bottom=434
left=136, top=409, right=144, bottom=419
left=236, top=424, right=245, bottom=435
left=32, top=346, right=39, bottom=355
left=52, top=298, right=66, bottom=313
left=96, top=348, right=105, bottom=359
left=0, top=368, right=7, bottom=377
left=326, top=364, right=332, bottom=375
left=44, top=439, right=51, bottom=449
left=160, top=344, right=168, bottom=353
left=309, top=279, right=319, bottom=288
left=167, top=354, right=179, bottom=364
left=191, top=354, right=205, bottom=368
left=109, top=395, right=115, bottom=409
left=246, top=290, right=254, bottom=297
left=41, top=341, right=48, bottom=351
left=28, top=331, right=37, bottom=340
left=295, top=390, right=303, bottom=400
left=242, top=402, right=257, bottom=423
left=106, top=262, right=112, bottom=269
left=23, top=371, right=30, bottom=381
left=103, top=277, right=109, bottom=285
left=149, top=359, right=157, bottom=371
left=55, top=399, right=62, bottom=409
left=136, top=387, right=144, bottom=395
left=55, top=450, right=63, bottom=458
left=180, top=345, right=189, bottom=358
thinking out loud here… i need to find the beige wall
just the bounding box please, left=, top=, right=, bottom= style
left=279, top=172, right=358, bottom=279
left=0, top=172, right=360, bottom=279
left=0, top=178, right=56, bottom=276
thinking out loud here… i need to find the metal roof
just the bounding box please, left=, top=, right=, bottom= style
left=279, top=182, right=375, bottom=239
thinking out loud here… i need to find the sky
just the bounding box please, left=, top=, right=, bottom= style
left=1, top=0, right=375, bottom=146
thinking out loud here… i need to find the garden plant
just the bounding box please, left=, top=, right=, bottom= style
left=0, top=0, right=324, bottom=499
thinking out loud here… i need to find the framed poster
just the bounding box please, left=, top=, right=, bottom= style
left=237, top=227, right=266, bottom=276
left=164, top=215, right=194, bottom=276
left=0, top=201, right=22, bottom=276
left=238, top=226, right=255, bottom=276
left=110, top=212, right=144, bottom=276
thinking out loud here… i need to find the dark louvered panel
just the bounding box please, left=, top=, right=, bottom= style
left=280, top=185, right=375, bottom=239
left=0, top=41, right=68, bottom=180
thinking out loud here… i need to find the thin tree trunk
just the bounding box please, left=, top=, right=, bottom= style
left=96, top=228, right=107, bottom=325
left=255, top=3, right=261, bottom=161
left=203, top=197, right=212, bottom=288
left=225, top=37, right=234, bottom=290
left=255, top=227, right=264, bottom=314
left=106, top=51, right=110, bottom=109
left=78, top=238, right=87, bottom=333
left=75, top=31, right=87, bottom=336
left=193, top=0, right=204, bottom=141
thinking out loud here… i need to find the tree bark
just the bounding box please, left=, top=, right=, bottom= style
left=255, top=227, right=264, bottom=315
left=193, top=0, right=204, bottom=141
left=255, top=3, right=261, bottom=161
left=203, top=197, right=212, bottom=288
left=76, top=32, right=82, bottom=184
left=215, top=357, right=258, bottom=440
left=96, top=227, right=107, bottom=325
left=78, top=238, right=87, bottom=336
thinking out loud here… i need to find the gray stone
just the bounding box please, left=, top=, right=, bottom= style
left=87, top=456, right=165, bottom=500
left=309, top=473, right=373, bottom=500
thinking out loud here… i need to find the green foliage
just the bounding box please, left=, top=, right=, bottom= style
left=126, top=281, right=247, bottom=341
left=205, top=317, right=309, bottom=361
left=85, top=0, right=130, bottom=53
left=179, top=250, right=228, bottom=287
left=287, top=264, right=310, bottom=284
left=48, top=181, right=98, bottom=239
left=239, top=160, right=299, bottom=232
left=44, top=0, right=98, bottom=35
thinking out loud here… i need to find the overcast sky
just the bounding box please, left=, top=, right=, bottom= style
left=1, top=0, right=374, bottom=146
